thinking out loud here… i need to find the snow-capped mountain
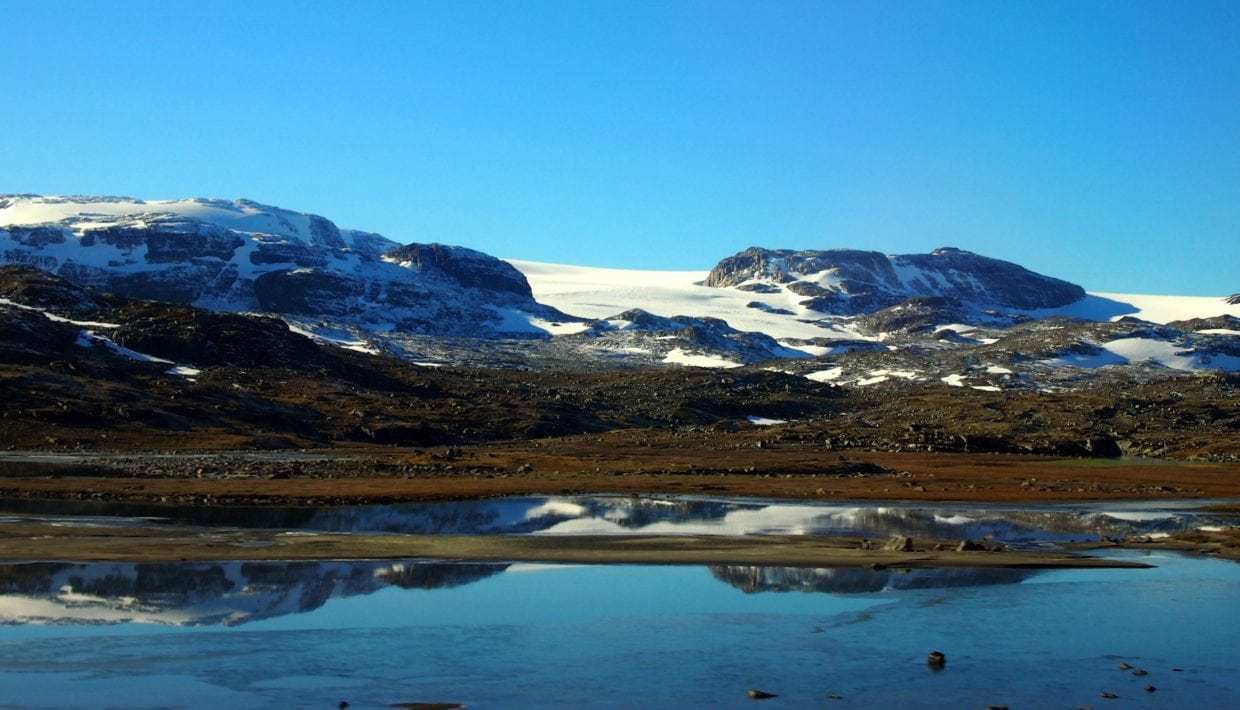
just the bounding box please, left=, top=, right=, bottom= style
left=0, top=195, right=569, bottom=343
left=704, top=246, right=1086, bottom=313
left=2, top=194, right=1237, bottom=384
left=511, top=259, right=1240, bottom=383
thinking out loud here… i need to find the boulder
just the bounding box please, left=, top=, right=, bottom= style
left=883, top=535, right=914, bottom=552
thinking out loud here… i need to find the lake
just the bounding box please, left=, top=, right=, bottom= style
left=0, top=496, right=1236, bottom=708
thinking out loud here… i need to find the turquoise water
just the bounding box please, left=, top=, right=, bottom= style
left=0, top=552, right=1236, bottom=708
left=0, top=498, right=1237, bottom=708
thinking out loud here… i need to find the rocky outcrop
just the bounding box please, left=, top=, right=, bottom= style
left=0, top=264, right=115, bottom=314
left=0, top=195, right=564, bottom=339
left=0, top=303, right=82, bottom=365
left=572, top=308, right=797, bottom=365
left=705, top=246, right=1086, bottom=314
left=110, top=303, right=323, bottom=368
left=1228, top=294, right=1240, bottom=305
left=384, top=243, right=533, bottom=299
left=854, top=297, right=970, bottom=335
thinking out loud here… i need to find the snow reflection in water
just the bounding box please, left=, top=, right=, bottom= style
left=0, top=495, right=1232, bottom=546
left=0, top=559, right=1043, bottom=630
left=0, top=553, right=1237, bottom=708
left=0, top=496, right=1233, bottom=633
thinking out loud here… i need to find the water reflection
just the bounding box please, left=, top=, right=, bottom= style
left=0, top=560, right=507, bottom=628
left=711, top=565, right=1035, bottom=594
left=0, top=495, right=1229, bottom=545
left=0, top=496, right=1233, bottom=629
left=0, top=556, right=1048, bottom=628
left=2, top=556, right=1237, bottom=708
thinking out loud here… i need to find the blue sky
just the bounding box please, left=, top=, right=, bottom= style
left=3, top=1, right=1236, bottom=295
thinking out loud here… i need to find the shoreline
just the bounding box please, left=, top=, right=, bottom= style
left=1, top=447, right=1238, bottom=507
left=0, top=448, right=1235, bottom=566
left=0, top=522, right=1159, bottom=568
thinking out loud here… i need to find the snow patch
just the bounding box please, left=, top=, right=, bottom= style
left=1031, top=292, right=1240, bottom=325
left=805, top=367, right=844, bottom=382
left=747, top=416, right=787, bottom=426
left=662, top=348, right=742, bottom=369
left=1045, top=337, right=1240, bottom=372
left=76, top=330, right=173, bottom=363
left=524, top=500, right=588, bottom=520
left=508, top=259, right=868, bottom=343
left=286, top=323, right=379, bottom=355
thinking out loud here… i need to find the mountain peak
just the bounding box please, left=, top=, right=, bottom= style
left=0, top=194, right=561, bottom=339
left=704, top=246, right=1085, bottom=314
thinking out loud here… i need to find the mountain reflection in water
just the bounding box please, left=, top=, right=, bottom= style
left=0, top=560, right=508, bottom=628
left=0, top=557, right=1044, bottom=629
left=0, top=496, right=1231, bottom=629
left=0, top=496, right=1229, bottom=544
left=711, top=564, right=1035, bottom=594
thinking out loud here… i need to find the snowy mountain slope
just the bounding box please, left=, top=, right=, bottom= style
left=507, top=260, right=864, bottom=342
left=704, top=246, right=1086, bottom=313
left=2, top=194, right=1235, bottom=382
left=0, top=195, right=569, bottom=340
left=510, top=260, right=1240, bottom=329
left=509, top=259, right=1240, bottom=380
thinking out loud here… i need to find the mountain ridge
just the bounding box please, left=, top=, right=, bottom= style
left=704, top=246, right=1086, bottom=313
left=3, top=194, right=1237, bottom=381
left=0, top=194, right=567, bottom=341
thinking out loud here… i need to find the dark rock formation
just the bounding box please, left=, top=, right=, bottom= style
left=854, top=297, right=970, bottom=335
left=884, top=535, right=915, bottom=552
left=572, top=308, right=795, bottom=364
left=0, top=264, right=115, bottom=314
left=0, top=196, right=563, bottom=339
left=705, top=246, right=1085, bottom=314
left=252, top=269, right=359, bottom=317
left=110, top=303, right=323, bottom=368
left=384, top=243, right=533, bottom=299
left=745, top=301, right=795, bottom=316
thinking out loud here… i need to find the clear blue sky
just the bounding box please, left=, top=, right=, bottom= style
left=3, top=0, right=1236, bottom=295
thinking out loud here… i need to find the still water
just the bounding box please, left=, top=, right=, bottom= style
left=1, top=494, right=1232, bottom=542
left=0, top=496, right=1236, bottom=708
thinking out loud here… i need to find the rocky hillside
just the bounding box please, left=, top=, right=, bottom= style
left=0, top=195, right=569, bottom=339
left=0, top=266, right=845, bottom=448
left=2, top=195, right=1235, bottom=385
left=704, top=246, right=1085, bottom=314
left=1, top=267, right=1237, bottom=460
